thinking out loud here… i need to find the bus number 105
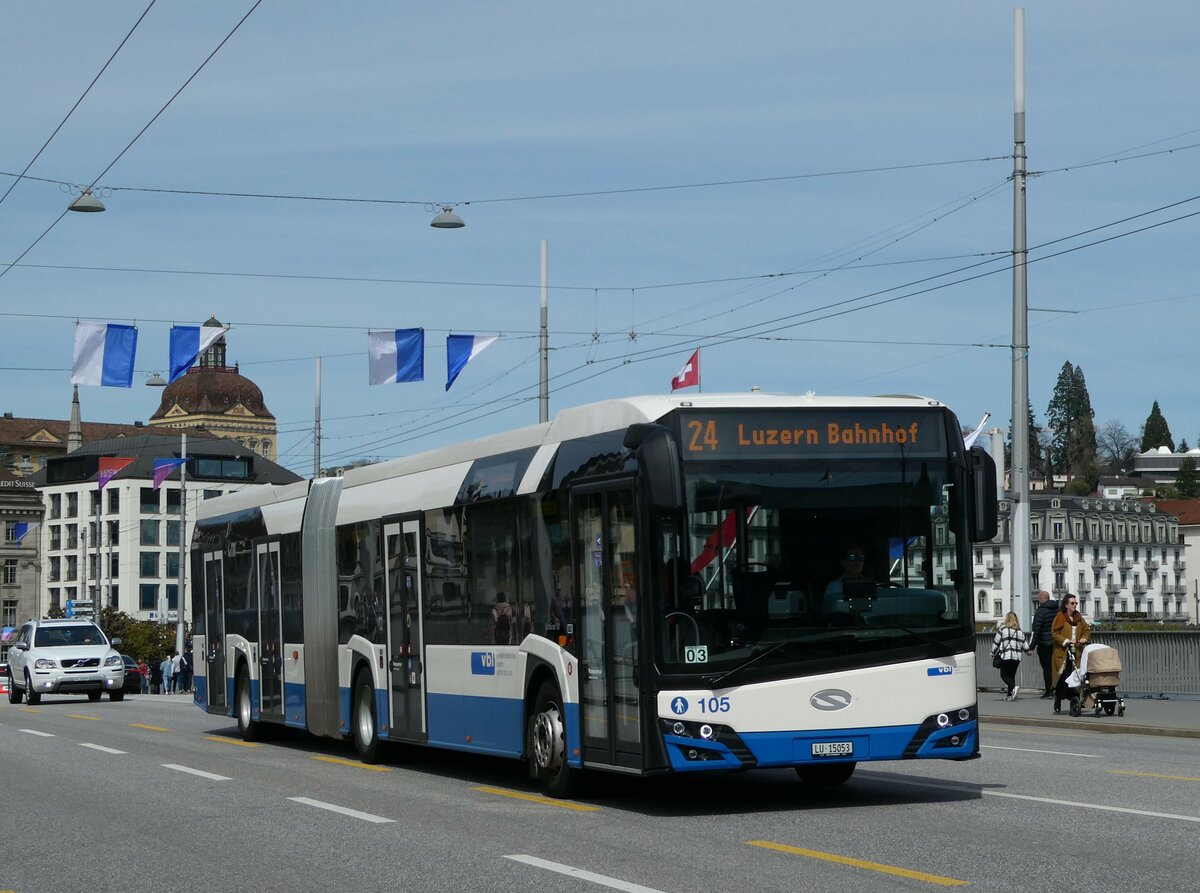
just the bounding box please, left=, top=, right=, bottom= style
left=697, top=696, right=731, bottom=714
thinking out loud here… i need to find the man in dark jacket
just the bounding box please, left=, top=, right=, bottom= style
left=1028, top=590, right=1059, bottom=697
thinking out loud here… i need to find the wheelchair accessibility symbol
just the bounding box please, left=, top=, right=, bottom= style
left=670, top=696, right=689, bottom=715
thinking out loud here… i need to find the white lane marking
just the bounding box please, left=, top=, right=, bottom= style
left=288, top=797, right=394, bottom=824
left=163, top=763, right=231, bottom=781
left=506, top=855, right=668, bottom=893
left=980, top=744, right=1099, bottom=758
left=876, top=775, right=1200, bottom=824
left=19, top=729, right=54, bottom=737
left=80, top=743, right=127, bottom=754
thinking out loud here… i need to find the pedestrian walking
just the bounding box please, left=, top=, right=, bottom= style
left=160, top=653, right=175, bottom=695
left=1052, top=594, right=1092, bottom=714
left=1029, top=590, right=1059, bottom=697
left=150, top=657, right=164, bottom=695
left=991, top=611, right=1030, bottom=700
left=181, top=645, right=194, bottom=693
left=138, top=658, right=150, bottom=694
left=170, top=650, right=183, bottom=694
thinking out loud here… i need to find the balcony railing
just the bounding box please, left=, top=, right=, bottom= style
left=1091, top=558, right=1108, bottom=570
left=1173, top=561, right=1186, bottom=573
left=985, top=561, right=1003, bottom=572
left=1104, top=584, right=1121, bottom=596
left=1118, top=559, right=1134, bottom=571
left=1145, top=559, right=1160, bottom=572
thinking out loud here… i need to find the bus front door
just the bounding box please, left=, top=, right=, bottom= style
left=256, top=542, right=284, bottom=721
left=385, top=519, right=426, bottom=741
left=574, top=486, right=643, bottom=771
left=203, top=551, right=227, bottom=711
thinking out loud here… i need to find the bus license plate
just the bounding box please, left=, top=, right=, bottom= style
left=811, top=741, right=853, bottom=758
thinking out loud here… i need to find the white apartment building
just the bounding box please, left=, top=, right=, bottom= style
left=973, top=494, right=1189, bottom=623
left=32, top=433, right=301, bottom=623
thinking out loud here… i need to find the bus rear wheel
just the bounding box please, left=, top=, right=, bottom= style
left=352, top=671, right=383, bottom=764
left=528, top=681, right=578, bottom=799
left=796, top=762, right=856, bottom=786
left=236, top=667, right=261, bottom=741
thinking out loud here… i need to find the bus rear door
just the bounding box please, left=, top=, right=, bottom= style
left=573, top=485, right=643, bottom=771
left=385, top=518, right=426, bottom=741
left=203, top=551, right=226, bottom=711
left=256, top=541, right=284, bottom=721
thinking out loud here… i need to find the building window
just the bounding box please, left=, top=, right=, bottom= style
left=66, top=555, right=77, bottom=581
left=166, top=583, right=179, bottom=611
left=1054, top=546, right=1064, bottom=564
left=2, top=560, right=16, bottom=585
left=2, top=598, right=16, bottom=627
left=88, top=491, right=99, bottom=517
left=1054, top=572, right=1065, bottom=591
left=166, top=521, right=180, bottom=547
left=108, top=489, right=120, bottom=514
left=140, top=520, right=160, bottom=546
left=993, top=600, right=1003, bottom=617
left=49, top=556, right=60, bottom=582
left=108, top=520, right=119, bottom=546
left=1031, top=520, right=1041, bottom=540
left=141, top=487, right=159, bottom=514
left=977, top=590, right=987, bottom=612
left=109, top=584, right=119, bottom=609
left=3, top=523, right=13, bottom=543
left=49, top=525, right=61, bottom=550
left=166, top=552, right=180, bottom=578
left=66, top=524, right=78, bottom=550
left=140, top=552, right=158, bottom=577
left=1052, top=521, right=1063, bottom=540
left=166, top=489, right=181, bottom=515
left=49, top=494, right=61, bottom=519
left=109, top=552, right=119, bottom=579
left=139, top=583, right=158, bottom=611
left=66, top=492, right=78, bottom=517
left=203, top=489, right=222, bottom=500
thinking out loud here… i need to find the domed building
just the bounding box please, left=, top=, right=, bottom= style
left=147, top=317, right=278, bottom=461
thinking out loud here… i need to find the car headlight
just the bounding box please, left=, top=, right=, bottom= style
left=105, top=655, right=123, bottom=667
left=33, top=658, right=58, bottom=670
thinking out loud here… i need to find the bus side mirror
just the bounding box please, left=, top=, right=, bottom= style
left=624, top=423, right=684, bottom=512
left=969, top=446, right=998, bottom=542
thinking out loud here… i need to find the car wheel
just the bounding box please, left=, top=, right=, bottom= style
left=236, top=667, right=261, bottom=741
left=528, top=681, right=579, bottom=798
left=109, top=689, right=125, bottom=702
left=25, top=673, right=41, bottom=706
left=7, top=672, right=22, bottom=704
left=796, top=762, right=857, bottom=786
left=88, top=690, right=102, bottom=702
left=352, top=670, right=382, bottom=764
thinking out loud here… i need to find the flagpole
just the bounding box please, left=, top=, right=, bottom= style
left=539, top=240, right=549, bottom=424
left=314, top=356, right=322, bottom=477
left=176, top=431, right=187, bottom=658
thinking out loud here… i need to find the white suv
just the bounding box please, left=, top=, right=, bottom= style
left=6, top=619, right=126, bottom=704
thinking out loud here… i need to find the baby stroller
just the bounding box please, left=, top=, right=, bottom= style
left=1079, top=643, right=1126, bottom=717
left=1053, top=642, right=1084, bottom=716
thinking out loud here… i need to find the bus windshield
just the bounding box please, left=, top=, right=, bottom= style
left=654, top=458, right=971, bottom=681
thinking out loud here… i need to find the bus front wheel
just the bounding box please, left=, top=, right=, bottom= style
left=528, top=681, right=578, bottom=799
left=352, top=671, right=383, bottom=764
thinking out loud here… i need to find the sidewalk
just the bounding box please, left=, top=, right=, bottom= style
left=977, top=688, right=1200, bottom=739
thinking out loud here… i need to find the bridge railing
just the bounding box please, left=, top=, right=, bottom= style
left=975, top=631, right=1200, bottom=697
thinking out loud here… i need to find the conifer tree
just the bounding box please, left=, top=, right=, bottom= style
left=1140, top=401, right=1175, bottom=452
left=1045, top=362, right=1096, bottom=475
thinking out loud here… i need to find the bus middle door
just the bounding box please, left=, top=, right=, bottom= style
left=573, top=484, right=642, bottom=771
left=385, top=518, right=426, bottom=741
left=255, top=541, right=284, bottom=721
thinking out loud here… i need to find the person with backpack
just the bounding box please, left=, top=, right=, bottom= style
left=491, top=592, right=514, bottom=645
left=991, top=612, right=1030, bottom=700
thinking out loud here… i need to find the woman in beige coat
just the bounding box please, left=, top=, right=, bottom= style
left=1051, top=594, right=1091, bottom=713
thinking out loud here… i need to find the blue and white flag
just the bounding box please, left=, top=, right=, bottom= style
left=169, top=323, right=228, bottom=383
left=367, top=328, right=425, bottom=385
left=445, top=334, right=498, bottom=391
left=71, top=322, right=137, bottom=388
left=12, top=522, right=39, bottom=544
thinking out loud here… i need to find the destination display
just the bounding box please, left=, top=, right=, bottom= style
left=672, top=408, right=948, bottom=459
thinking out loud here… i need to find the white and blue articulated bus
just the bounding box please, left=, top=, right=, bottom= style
left=191, top=393, right=997, bottom=797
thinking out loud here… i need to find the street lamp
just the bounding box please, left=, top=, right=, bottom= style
left=68, top=188, right=105, bottom=213
left=430, top=205, right=465, bottom=228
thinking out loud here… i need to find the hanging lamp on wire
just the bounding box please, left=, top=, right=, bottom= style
left=68, top=188, right=105, bottom=212
left=430, top=205, right=464, bottom=228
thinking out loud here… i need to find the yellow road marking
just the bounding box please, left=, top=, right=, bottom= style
left=205, top=735, right=261, bottom=748
left=473, top=785, right=600, bottom=812
left=17, top=707, right=42, bottom=714
left=67, top=714, right=102, bottom=721
left=311, top=754, right=392, bottom=772
left=747, top=840, right=970, bottom=887
left=1107, top=770, right=1200, bottom=783
left=129, top=723, right=170, bottom=732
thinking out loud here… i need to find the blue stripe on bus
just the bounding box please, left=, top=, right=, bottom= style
left=284, top=681, right=307, bottom=728
left=426, top=692, right=524, bottom=756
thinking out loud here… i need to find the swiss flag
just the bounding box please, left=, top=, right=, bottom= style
left=671, top=349, right=700, bottom=391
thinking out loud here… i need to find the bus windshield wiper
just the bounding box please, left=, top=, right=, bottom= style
left=707, top=639, right=794, bottom=689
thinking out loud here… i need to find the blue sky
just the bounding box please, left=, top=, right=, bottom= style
left=2, top=2, right=1197, bottom=474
